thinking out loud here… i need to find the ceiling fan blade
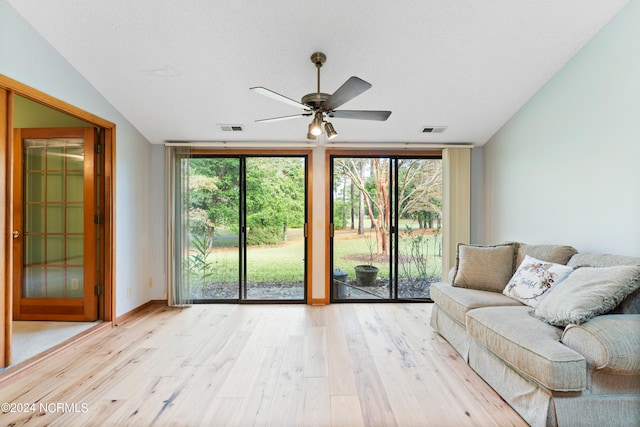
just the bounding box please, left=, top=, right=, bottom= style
left=322, top=76, right=372, bottom=111
left=250, top=86, right=311, bottom=110
left=255, top=113, right=311, bottom=123
left=328, top=110, right=392, bottom=121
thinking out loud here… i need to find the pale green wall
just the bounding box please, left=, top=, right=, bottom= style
left=482, top=0, right=640, bottom=256
left=14, top=95, right=90, bottom=128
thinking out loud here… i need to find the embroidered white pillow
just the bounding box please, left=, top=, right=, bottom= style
left=503, top=255, right=573, bottom=307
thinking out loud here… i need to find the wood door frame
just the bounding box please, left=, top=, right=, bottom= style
left=0, top=74, right=116, bottom=367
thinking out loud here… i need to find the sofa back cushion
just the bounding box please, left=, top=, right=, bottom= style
left=567, top=253, right=640, bottom=269
left=516, top=243, right=577, bottom=268
left=567, top=253, right=640, bottom=314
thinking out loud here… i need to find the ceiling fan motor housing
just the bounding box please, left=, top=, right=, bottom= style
left=301, top=92, right=330, bottom=109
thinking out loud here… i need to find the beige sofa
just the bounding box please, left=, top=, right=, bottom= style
left=430, top=243, right=640, bottom=427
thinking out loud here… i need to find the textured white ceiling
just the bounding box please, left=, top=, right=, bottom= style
left=6, top=0, right=629, bottom=145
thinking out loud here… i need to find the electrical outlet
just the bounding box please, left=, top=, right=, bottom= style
left=147, top=278, right=153, bottom=288
left=71, top=278, right=79, bottom=290
left=127, top=286, right=132, bottom=296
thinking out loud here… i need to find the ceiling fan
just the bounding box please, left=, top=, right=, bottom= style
left=251, top=52, right=391, bottom=140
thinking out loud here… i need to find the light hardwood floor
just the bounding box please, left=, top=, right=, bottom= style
left=0, top=303, right=527, bottom=426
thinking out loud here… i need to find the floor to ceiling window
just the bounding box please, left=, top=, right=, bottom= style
left=174, top=154, right=308, bottom=303
left=330, top=155, right=443, bottom=302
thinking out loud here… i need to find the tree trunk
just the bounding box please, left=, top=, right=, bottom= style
left=341, top=175, right=347, bottom=227
left=350, top=180, right=355, bottom=229
left=374, top=158, right=391, bottom=257
left=358, top=160, right=366, bottom=235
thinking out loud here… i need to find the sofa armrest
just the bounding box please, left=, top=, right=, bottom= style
left=561, top=314, right=640, bottom=375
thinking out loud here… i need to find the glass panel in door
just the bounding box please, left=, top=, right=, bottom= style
left=244, top=157, right=306, bottom=301
left=186, top=157, right=240, bottom=301
left=396, top=158, right=443, bottom=299
left=331, top=157, right=392, bottom=300
left=23, top=137, right=85, bottom=298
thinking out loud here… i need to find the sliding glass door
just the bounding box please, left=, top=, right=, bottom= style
left=330, top=155, right=442, bottom=302
left=178, top=155, right=307, bottom=303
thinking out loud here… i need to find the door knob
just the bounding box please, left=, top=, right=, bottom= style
left=12, top=230, right=20, bottom=239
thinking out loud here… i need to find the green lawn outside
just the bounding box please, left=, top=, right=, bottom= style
left=191, top=224, right=442, bottom=286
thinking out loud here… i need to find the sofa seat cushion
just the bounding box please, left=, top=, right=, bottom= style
left=430, top=282, right=522, bottom=326
left=466, top=306, right=587, bottom=392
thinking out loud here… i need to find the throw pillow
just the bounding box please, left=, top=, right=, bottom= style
left=503, top=255, right=573, bottom=307
left=532, top=265, right=640, bottom=326
left=452, top=243, right=517, bottom=292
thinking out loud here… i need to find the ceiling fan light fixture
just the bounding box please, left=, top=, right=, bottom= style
left=310, top=112, right=323, bottom=136
left=325, top=122, right=337, bottom=139
left=307, top=123, right=317, bottom=140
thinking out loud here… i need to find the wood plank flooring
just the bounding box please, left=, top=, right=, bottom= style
left=0, top=303, right=527, bottom=426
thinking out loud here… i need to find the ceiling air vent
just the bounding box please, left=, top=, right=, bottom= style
left=422, top=126, right=447, bottom=133
left=219, top=124, right=244, bottom=132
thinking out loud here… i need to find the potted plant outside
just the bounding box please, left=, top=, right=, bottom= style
left=354, top=228, right=379, bottom=287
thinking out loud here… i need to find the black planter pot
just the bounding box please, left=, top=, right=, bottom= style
left=332, top=269, right=349, bottom=299
left=354, top=265, right=379, bottom=287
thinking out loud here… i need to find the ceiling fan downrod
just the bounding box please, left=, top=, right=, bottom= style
left=302, top=52, right=330, bottom=110
left=311, top=52, right=326, bottom=95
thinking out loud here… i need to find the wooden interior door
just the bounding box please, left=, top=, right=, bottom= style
left=13, top=127, right=98, bottom=321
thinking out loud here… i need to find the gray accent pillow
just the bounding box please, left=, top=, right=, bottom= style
left=532, top=266, right=640, bottom=326
left=452, top=243, right=517, bottom=292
